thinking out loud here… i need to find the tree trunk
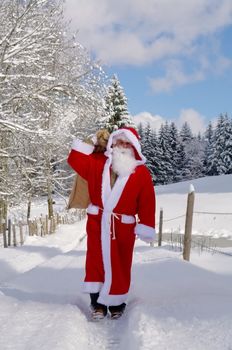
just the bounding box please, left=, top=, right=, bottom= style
left=48, top=196, right=54, bottom=219
left=27, top=197, right=31, bottom=220
left=0, top=198, right=8, bottom=234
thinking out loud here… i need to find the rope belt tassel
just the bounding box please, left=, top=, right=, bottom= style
left=111, top=213, right=120, bottom=240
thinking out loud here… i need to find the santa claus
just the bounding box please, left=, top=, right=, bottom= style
left=67, top=127, right=156, bottom=320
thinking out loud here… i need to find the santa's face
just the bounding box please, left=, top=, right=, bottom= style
left=113, top=139, right=134, bottom=150
left=111, top=139, right=137, bottom=176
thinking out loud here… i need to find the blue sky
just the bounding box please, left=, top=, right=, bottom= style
left=65, top=0, right=232, bottom=133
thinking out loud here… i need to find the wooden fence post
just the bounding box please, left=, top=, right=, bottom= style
left=40, top=215, right=44, bottom=236
left=183, top=185, right=195, bottom=261
left=13, top=223, right=17, bottom=246
left=45, top=215, right=48, bottom=235
left=158, top=208, right=163, bottom=247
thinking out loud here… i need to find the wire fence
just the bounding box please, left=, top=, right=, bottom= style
left=157, top=207, right=232, bottom=258
left=163, top=232, right=232, bottom=257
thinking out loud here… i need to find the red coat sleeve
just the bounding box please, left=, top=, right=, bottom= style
left=67, top=139, right=94, bottom=181
left=135, top=167, right=156, bottom=242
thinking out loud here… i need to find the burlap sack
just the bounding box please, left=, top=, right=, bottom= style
left=67, top=174, right=90, bottom=209
left=67, top=129, right=110, bottom=209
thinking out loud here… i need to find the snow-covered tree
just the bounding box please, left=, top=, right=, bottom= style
left=0, top=0, right=106, bottom=218
left=101, top=74, right=134, bottom=132
left=207, top=114, right=230, bottom=176
left=221, top=115, right=232, bottom=174
left=184, top=136, right=204, bottom=179
left=157, top=122, right=173, bottom=184
left=141, top=123, right=159, bottom=183
left=203, top=122, right=214, bottom=175
left=179, top=122, right=204, bottom=179
left=137, top=123, right=144, bottom=140
left=180, top=122, right=193, bottom=144
left=168, top=122, right=180, bottom=182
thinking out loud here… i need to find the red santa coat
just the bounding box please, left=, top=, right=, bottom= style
left=67, top=128, right=156, bottom=306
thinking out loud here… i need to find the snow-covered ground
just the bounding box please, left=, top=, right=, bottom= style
left=156, top=174, right=232, bottom=238
left=0, top=174, right=232, bottom=349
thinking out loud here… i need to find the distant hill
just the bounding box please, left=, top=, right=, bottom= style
left=156, top=174, right=232, bottom=195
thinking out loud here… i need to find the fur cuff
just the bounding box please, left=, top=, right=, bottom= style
left=82, top=282, right=103, bottom=293
left=72, top=139, right=94, bottom=155
left=135, top=223, right=156, bottom=241
left=97, top=292, right=128, bottom=306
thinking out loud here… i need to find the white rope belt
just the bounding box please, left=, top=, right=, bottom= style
left=87, top=204, right=135, bottom=240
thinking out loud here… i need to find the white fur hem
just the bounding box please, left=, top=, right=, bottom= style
left=98, top=293, right=128, bottom=306
left=135, top=223, right=156, bottom=240
left=72, top=139, right=94, bottom=155
left=82, top=282, right=103, bottom=293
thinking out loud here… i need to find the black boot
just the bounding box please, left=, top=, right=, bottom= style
left=108, top=303, right=126, bottom=319
left=90, top=293, right=108, bottom=320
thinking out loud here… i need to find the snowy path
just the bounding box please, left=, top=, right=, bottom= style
left=0, top=242, right=136, bottom=349
left=0, top=220, right=232, bottom=349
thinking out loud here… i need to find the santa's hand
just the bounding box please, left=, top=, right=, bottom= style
left=83, top=134, right=96, bottom=146
left=91, top=134, right=98, bottom=145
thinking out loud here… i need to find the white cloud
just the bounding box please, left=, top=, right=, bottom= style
left=149, top=59, right=205, bottom=93
left=133, top=108, right=206, bottom=134
left=65, top=0, right=232, bottom=66
left=177, top=109, right=206, bottom=134
left=64, top=0, right=232, bottom=93
left=133, top=112, right=165, bottom=130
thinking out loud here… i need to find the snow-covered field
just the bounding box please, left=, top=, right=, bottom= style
left=0, top=174, right=232, bottom=349
left=156, top=174, right=232, bottom=238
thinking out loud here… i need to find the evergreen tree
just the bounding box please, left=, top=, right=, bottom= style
left=157, top=122, right=173, bottom=184
left=180, top=122, right=193, bottom=144
left=168, top=122, right=180, bottom=182
left=203, top=122, right=214, bottom=175
left=185, top=136, right=205, bottom=179
left=207, top=114, right=228, bottom=175
left=180, top=121, right=204, bottom=179
left=176, top=141, right=192, bottom=181
left=141, top=123, right=159, bottom=183
left=137, top=123, right=144, bottom=140
left=221, top=114, right=232, bottom=174
left=102, top=74, right=134, bottom=132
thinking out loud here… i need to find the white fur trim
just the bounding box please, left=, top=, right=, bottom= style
left=98, top=292, right=128, bottom=306
left=72, top=139, right=94, bottom=155
left=101, top=157, right=112, bottom=207
left=135, top=223, right=156, bottom=240
left=99, top=170, right=131, bottom=302
left=105, top=175, right=130, bottom=211
left=100, top=212, right=112, bottom=297
left=82, top=282, right=103, bottom=293
left=86, top=204, right=99, bottom=215
left=121, top=214, right=136, bottom=224
left=87, top=204, right=135, bottom=224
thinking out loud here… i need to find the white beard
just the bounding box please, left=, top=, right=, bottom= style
left=112, top=146, right=137, bottom=177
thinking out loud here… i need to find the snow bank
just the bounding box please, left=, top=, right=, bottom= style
left=156, top=174, right=232, bottom=238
